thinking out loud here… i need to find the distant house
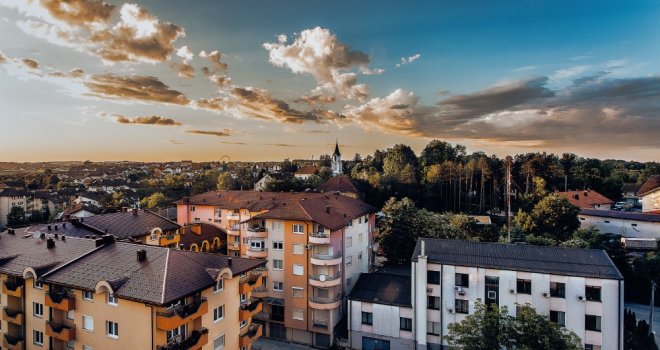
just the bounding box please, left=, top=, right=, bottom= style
left=60, top=202, right=100, bottom=220
left=621, top=182, right=642, bottom=207
left=639, top=175, right=660, bottom=213
left=294, top=166, right=320, bottom=180
left=556, top=190, right=614, bottom=210
left=253, top=173, right=292, bottom=191
left=0, top=188, right=30, bottom=227
left=317, top=174, right=360, bottom=198
left=74, top=192, right=103, bottom=207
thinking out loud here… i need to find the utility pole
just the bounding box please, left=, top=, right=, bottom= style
left=564, top=174, right=568, bottom=192
left=506, top=156, right=512, bottom=243
left=651, top=281, right=657, bottom=334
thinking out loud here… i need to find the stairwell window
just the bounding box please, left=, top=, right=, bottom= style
left=585, top=315, right=602, bottom=332
left=273, top=259, right=284, bottom=270
left=213, top=279, right=224, bottom=293
left=293, top=264, right=304, bottom=275
left=33, top=330, right=44, bottom=346
left=273, top=241, right=283, bottom=250
left=293, top=309, right=304, bottom=321
left=107, top=321, right=119, bottom=338
left=107, top=293, right=118, bottom=306
left=213, top=334, right=225, bottom=350
left=586, top=286, right=602, bottom=302
left=427, top=270, right=440, bottom=285
left=400, top=317, right=413, bottom=331
left=214, top=305, right=224, bottom=323
left=273, top=281, right=283, bottom=291
left=33, top=302, right=44, bottom=317
left=83, top=290, right=94, bottom=301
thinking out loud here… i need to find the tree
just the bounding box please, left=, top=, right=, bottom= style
left=625, top=309, right=658, bottom=350
left=217, top=173, right=237, bottom=190
left=192, top=170, right=219, bottom=195
left=382, top=144, right=418, bottom=184
left=140, top=192, right=169, bottom=209
left=446, top=301, right=582, bottom=350
left=377, top=197, right=420, bottom=265
left=28, top=210, right=45, bottom=224
left=514, top=194, right=580, bottom=242
left=7, top=206, right=26, bottom=227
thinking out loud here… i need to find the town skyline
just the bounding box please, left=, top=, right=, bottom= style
left=1, top=0, right=660, bottom=162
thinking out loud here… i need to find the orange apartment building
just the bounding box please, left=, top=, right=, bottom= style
left=175, top=191, right=377, bottom=348
left=0, top=229, right=265, bottom=350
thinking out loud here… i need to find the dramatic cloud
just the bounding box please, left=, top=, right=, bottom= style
left=294, top=94, right=336, bottom=105
left=172, top=61, right=194, bottom=78
left=208, top=74, right=231, bottom=87
left=84, top=74, right=190, bottom=105
left=199, top=50, right=227, bottom=72
left=48, top=67, right=85, bottom=78
left=41, top=0, right=115, bottom=28
left=263, top=27, right=372, bottom=101
left=342, top=89, right=424, bottom=135
left=186, top=129, right=232, bottom=137
left=176, top=45, right=193, bottom=62
left=21, top=58, right=39, bottom=69
left=395, top=53, right=420, bottom=68
left=115, top=115, right=182, bottom=126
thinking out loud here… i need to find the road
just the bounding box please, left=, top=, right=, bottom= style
left=625, top=303, right=660, bottom=344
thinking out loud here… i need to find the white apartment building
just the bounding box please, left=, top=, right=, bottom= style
left=578, top=209, right=660, bottom=240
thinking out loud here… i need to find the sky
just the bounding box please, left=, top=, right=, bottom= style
left=1, top=0, right=659, bottom=162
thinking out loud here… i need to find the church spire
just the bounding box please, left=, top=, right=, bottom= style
left=333, top=139, right=341, bottom=157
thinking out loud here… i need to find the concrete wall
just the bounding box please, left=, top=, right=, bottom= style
left=642, top=190, right=660, bottom=212
left=579, top=213, right=660, bottom=239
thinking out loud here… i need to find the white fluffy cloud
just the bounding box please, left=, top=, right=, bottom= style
left=396, top=53, right=421, bottom=68
left=263, top=27, right=373, bottom=101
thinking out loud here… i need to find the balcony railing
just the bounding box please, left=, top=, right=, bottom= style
left=228, top=226, right=240, bottom=231
left=158, top=328, right=209, bottom=350
left=312, top=251, right=342, bottom=260
left=159, top=298, right=207, bottom=319
left=247, top=246, right=267, bottom=252
left=3, top=279, right=24, bottom=292
left=247, top=226, right=266, bottom=232
left=312, top=319, right=329, bottom=329
left=310, top=232, right=329, bottom=238
left=309, top=271, right=341, bottom=282
left=240, top=324, right=263, bottom=346
left=309, top=294, right=342, bottom=304
left=45, top=290, right=75, bottom=311
left=3, top=333, right=24, bottom=346
left=240, top=298, right=262, bottom=312
left=3, top=307, right=23, bottom=325
left=46, top=321, right=76, bottom=342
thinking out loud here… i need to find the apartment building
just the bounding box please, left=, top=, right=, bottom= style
left=0, top=189, right=31, bottom=227
left=349, top=239, right=623, bottom=350
left=0, top=229, right=266, bottom=350
left=175, top=190, right=377, bottom=348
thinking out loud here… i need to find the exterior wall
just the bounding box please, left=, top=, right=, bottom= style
left=642, top=190, right=660, bottom=212
left=201, top=276, right=241, bottom=350
left=0, top=194, right=29, bottom=227
left=579, top=214, right=660, bottom=239
left=348, top=301, right=414, bottom=350
left=284, top=220, right=312, bottom=332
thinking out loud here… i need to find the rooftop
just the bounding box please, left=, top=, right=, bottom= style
left=412, top=238, right=623, bottom=280
left=348, top=271, right=411, bottom=307
left=639, top=175, right=660, bottom=196
left=556, top=190, right=614, bottom=209
left=579, top=209, right=660, bottom=223
left=316, top=174, right=359, bottom=194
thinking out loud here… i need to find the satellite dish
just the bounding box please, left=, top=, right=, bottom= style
left=319, top=274, right=326, bottom=282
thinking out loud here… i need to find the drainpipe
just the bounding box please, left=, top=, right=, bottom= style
left=150, top=305, right=155, bottom=350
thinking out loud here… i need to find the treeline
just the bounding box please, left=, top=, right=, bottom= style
left=345, top=140, right=660, bottom=212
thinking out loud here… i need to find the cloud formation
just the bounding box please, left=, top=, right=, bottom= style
left=263, top=27, right=372, bottom=101
left=21, top=58, right=39, bottom=69
left=200, top=50, right=227, bottom=72
left=115, top=115, right=182, bottom=126
left=186, top=129, right=232, bottom=137
left=395, top=53, right=420, bottom=68
left=84, top=74, right=190, bottom=105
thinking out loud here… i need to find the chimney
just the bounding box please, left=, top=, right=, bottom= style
left=420, top=240, right=426, bottom=257
left=40, top=233, right=46, bottom=239
left=132, top=208, right=138, bottom=216
left=54, top=225, right=58, bottom=231
left=54, top=233, right=58, bottom=239
left=122, top=207, right=129, bottom=213
left=95, top=237, right=105, bottom=247
left=47, top=225, right=51, bottom=231
left=80, top=217, right=84, bottom=222
left=227, top=257, right=233, bottom=267
left=62, top=223, right=66, bottom=228
left=61, top=235, right=65, bottom=241
left=46, top=238, right=55, bottom=249
left=137, top=249, right=147, bottom=262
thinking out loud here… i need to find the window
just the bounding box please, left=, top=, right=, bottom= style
left=293, top=224, right=304, bottom=234
left=213, top=279, right=224, bottom=293
left=361, top=311, right=373, bottom=325
left=293, top=309, right=304, bottom=320
left=107, top=293, right=118, bottom=305
left=632, top=223, right=638, bottom=227
left=293, top=264, right=304, bottom=275
left=455, top=273, right=469, bottom=288
left=214, top=334, right=225, bottom=350
left=83, top=290, right=94, bottom=300
left=240, top=293, right=247, bottom=303
left=292, top=287, right=304, bottom=298
left=428, top=296, right=440, bottom=310
left=34, top=279, right=43, bottom=289
left=550, top=310, right=565, bottom=327
left=516, top=279, right=532, bottom=294
left=455, top=299, right=469, bottom=314
left=604, top=220, right=610, bottom=223
left=83, top=315, right=94, bottom=331
left=348, top=219, right=353, bottom=227
left=550, top=282, right=565, bottom=298
left=273, top=259, right=284, bottom=270
left=273, top=241, right=283, bottom=250
left=358, top=252, right=362, bottom=261
left=586, top=286, right=602, bottom=302
left=585, top=315, right=602, bottom=332
left=271, top=221, right=283, bottom=231
left=167, top=325, right=186, bottom=342
left=67, top=309, right=75, bottom=320
left=190, top=206, right=195, bottom=212
left=250, top=240, right=265, bottom=249
left=240, top=319, right=247, bottom=328
left=292, top=244, right=305, bottom=254
left=427, top=270, right=440, bottom=285
left=273, top=281, right=283, bottom=291
left=33, top=330, right=44, bottom=345
left=346, top=237, right=352, bottom=248
left=346, top=255, right=352, bottom=268
left=400, top=317, right=413, bottom=331
left=107, top=321, right=119, bottom=338
left=33, top=302, right=43, bottom=317
left=427, top=321, right=441, bottom=336
left=214, top=305, right=224, bottom=323
left=585, top=345, right=602, bottom=350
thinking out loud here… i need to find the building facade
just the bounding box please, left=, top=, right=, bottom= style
left=0, top=230, right=265, bottom=350
left=639, top=175, right=660, bottom=213
left=175, top=190, right=377, bottom=348
left=578, top=209, right=660, bottom=240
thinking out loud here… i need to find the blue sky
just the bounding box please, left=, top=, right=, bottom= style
left=1, top=0, right=659, bottom=162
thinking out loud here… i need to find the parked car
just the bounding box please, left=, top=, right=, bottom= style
left=613, top=201, right=627, bottom=210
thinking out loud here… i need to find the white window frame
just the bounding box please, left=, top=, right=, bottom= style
left=214, top=305, right=225, bottom=323
left=273, top=281, right=284, bottom=291
left=292, top=308, right=304, bottom=321
left=293, top=264, right=304, bottom=276
left=292, top=287, right=304, bottom=298
left=33, top=302, right=43, bottom=317
left=273, top=259, right=284, bottom=270
left=346, top=255, right=352, bottom=268
left=107, top=293, right=118, bottom=306
left=83, top=290, right=94, bottom=301
left=273, top=241, right=283, bottom=250
left=214, top=334, right=225, bottom=350
left=34, top=279, right=43, bottom=289
left=213, top=279, right=224, bottom=293
left=293, top=224, right=304, bottom=234
left=292, top=243, right=305, bottom=255
left=106, top=321, right=119, bottom=339
left=33, top=330, right=44, bottom=345
left=83, top=315, right=94, bottom=331
left=240, top=319, right=247, bottom=328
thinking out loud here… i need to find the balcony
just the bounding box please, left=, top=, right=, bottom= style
left=158, top=328, right=208, bottom=350
left=157, top=298, right=208, bottom=330
left=312, top=319, right=330, bottom=330
left=227, top=241, right=241, bottom=251
left=46, top=321, right=76, bottom=342
left=227, top=227, right=241, bottom=236
left=45, top=290, right=75, bottom=311
left=3, top=334, right=24, bottom=349
left=227, top=213, right=241, bottom=221
left=3, top=307, right=23, bottom=325
left=239, top=298, right=263, bottom=321
left=246, top=226, right=268, bottom=239
left=252, top=286, right=267, bottom=298
left=311, top=251, right=342, bottom=266
left=246, top=246, right=268, bottom=258
left=309, top=272, right=342, bottom=287
left=309, top=294, right=342, bottom=310
left=309, top=232, right=330, bottom=245
left=239, top=324, right=263, bottom=347
left=159, top=234, right=180, bottom=246
left=240, top=273, right=263, bottom=294
left=3, top=280, right=23, bottom=298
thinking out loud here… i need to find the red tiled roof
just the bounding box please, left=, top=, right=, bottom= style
left=639, top=175, right=660, bottom=196
left=294, top=166, right=320, bottom=175
left=317, top=175, right=359, bottom=194
left=556, top=190, right=613, bottom=209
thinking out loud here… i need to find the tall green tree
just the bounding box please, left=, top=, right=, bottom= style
left=7, top=206, right=26, bottom=227
left=377, top=197, right=420, bottom=265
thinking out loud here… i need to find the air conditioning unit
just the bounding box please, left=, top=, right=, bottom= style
left=426, top=288, right=433, bottom=294
left=305, top=244, right=312, bottom=250
left=510, top=289, right=516, bottom=294
left=447, top=308, right=455, bottom=314
left=542, top=292, right=550, bottom=298
left=577, top=295, right=585, bottom=301
left=454, top=286, right=463, bottom=293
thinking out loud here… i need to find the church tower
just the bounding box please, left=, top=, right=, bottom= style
left=331, top=140, right=342, bottom=176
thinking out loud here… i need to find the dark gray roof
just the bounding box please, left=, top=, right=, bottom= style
left=412, top=238, right=623, bottom=280
left=348, top=272, right=411, bottom=307
left=80, top=209, right=180, bottom=239
left=580, top=209, right=660, bottom=223
left=0, top=231, right=265, bottom=306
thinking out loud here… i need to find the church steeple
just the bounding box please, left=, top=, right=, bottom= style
left=333, top=139, right=341, bottom=157
left=331, top=139, right=342, bottom=176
